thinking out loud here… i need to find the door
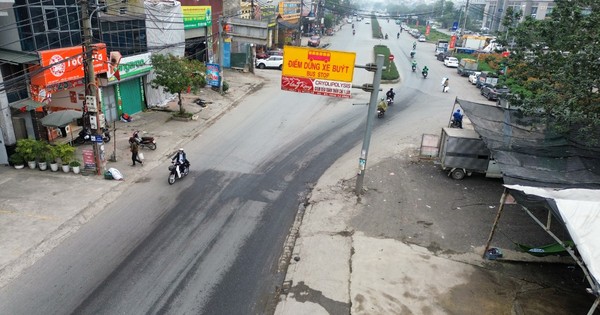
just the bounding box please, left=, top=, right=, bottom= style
left=116, top=78, right=144, bottom=115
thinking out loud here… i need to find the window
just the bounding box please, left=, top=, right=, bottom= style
left=44, top=8, right=59, bottom=30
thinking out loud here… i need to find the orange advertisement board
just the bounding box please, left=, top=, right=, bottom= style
left=31, top=44, right=108, bottom=86
left=282, top=46, right=356, bottom=82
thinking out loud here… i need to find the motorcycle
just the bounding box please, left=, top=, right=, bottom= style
left=353, top=30, right=355, bottom=36
left=74, top=127, right=110, bottom=145
left=132, top=131, right=157, bottom=150
left=385, top=34, right=388, bottom=40
left=410, top=51, right=415, bottom=59
left=377, top=108, right=385, bottom=118
left=450, top=119, right=462, bottom=128
left=422, top=71, right=428, bottom=78
left=386, top=97, right=393, bottom=106
left=168, top=161, right=190, bottom=185
left=412, top=64, right=416, bottom=72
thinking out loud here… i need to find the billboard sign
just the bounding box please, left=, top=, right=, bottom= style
left=182, top=6, right=212, bottom=29
left=281, top=46, right=356, bottom=98
left=206, top=63, right=220, bottom=87
left=31, top=44, right=108, bottom=86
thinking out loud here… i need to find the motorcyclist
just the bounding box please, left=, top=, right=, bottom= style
left=413, top=42, right=417, bottom=50
left=411, top=60, right=417, bottom=72
left=386, top=88, right=395, bottom=101
left=452, top=109, right=464, bottom=128
left=171, top=148, right=190, bottom=178
left=410, top=50, right=416, bottom=58
left=397, top=32, right=400, bottom=39
left=422, top=66, right=429, bottom=77
left=353, top=29, right=355, bottom=35
left=377, top=97, right=388, bottom=114
left=385, top=33, right=389, bottom=39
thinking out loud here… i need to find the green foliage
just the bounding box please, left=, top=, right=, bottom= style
left=54, top=143, right=75, bottom=165
left=414, top=27, right=450, bottom=42
left=151, top=54, right=207, bottom=114
left=503, top=0, right=600, bottom=140
left=69, top=160, right=81, bottom=167
left=40, top=142, right=56, bottom=163
left=374, top=45, right=399, bottom=81
left=324, top=14, right=334, bottom=29
left=15, top=139, right=42, bottom=161
left=9, top=153, right=24, bottom=165
left=371, top=16, right=383, bottom=39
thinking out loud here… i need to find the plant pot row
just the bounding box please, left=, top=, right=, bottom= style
left=15, top=160, right=81, bottom=174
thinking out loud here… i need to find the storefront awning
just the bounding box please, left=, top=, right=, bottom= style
left=10, top=99, right=45, bottom=111
left=0, top=48, right=39, bottom=65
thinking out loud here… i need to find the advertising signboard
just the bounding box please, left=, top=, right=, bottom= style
left=31, top=44, right=108, bottom=86
left=206, top=63, right=220, bottom=87
left=108, top=52, right=152, bottom=82
left=182, top=6, right=212, bottom=29
left=281, top=46, right=356, bottom=99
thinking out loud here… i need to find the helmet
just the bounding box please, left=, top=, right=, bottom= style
left=457, top=109, right=461, bottom=112
left=179, top=148, right=184, bottom=151
left=390, top=88, right=393, bottom=91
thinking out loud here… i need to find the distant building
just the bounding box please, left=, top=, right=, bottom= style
left=482, top=0, right=555, bottom=32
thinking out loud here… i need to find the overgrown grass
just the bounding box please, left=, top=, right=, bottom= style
left=453, top=53, right=501, bottom=72
left=371, top=16, right=383, bottom=39
left=414, top=26, right=451, bottom=43
left=374, top=45, right=399, bottom=80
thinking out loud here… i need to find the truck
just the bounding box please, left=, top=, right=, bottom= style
left=438, top=127, right=502, bottom=180
left=457, top=58, right=478, bottom=76
left=455, top=35, right=493, bottom=54
left=434, top=40, right=449, bottom=55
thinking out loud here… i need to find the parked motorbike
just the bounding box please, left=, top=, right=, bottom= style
left=132, top=131, right=157, bottom=150
left=168, top=161, right=190, bottom=185
left=74, top=127, right=110, bottom=145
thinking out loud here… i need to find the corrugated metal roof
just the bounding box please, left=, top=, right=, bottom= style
left=0, top=48, right=39, bottom=65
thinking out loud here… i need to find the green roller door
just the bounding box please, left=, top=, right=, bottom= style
left=115, top=77, right=144, bottom=115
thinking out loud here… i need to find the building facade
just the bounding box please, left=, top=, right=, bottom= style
left=482, top=0, right=555, bottom=32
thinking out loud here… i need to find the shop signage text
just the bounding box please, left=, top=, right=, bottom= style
left=182, top=6, right=212, bottom=29
left=108, top=52, right=152, bottom=82
left=31, top=44, right=108, bottom=86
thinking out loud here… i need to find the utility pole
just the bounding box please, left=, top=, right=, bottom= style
left=296, top=0, right=303, bottom=45
left=251, top=0, right=255, bottom=20
left=461, top=0, right=470, bottom=35
left=81, top=0, right=104, bottom=175
left=218, top=16, right=225, bottom=95
left=355, top=54, right=384, bottom=196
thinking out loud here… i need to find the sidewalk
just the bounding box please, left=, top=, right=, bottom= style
left=0, top=69, right=263, bottom=287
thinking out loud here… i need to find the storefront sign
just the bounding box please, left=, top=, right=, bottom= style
left=82, top=149, right=95, bottom=168
left=278, top=2, right=300, bottom=20
left=108, top=52, right=152, bottom=82
left=31, top=44, right=108, bottom=86
left=206, top=63, right=220, bottom=87
left=182, top=6, right=212, bottom=29
left=281, top=46, right=355, bottom=99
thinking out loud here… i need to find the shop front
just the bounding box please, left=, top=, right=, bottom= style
left=101, top=52, right=152, bottom=121
left=27, top=44, right=108, bottom=142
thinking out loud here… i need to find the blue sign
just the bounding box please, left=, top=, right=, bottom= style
left=452, top=22, right=459, bottom=31
left=206, top=63, right=220, bottom=87
left=93, top=135, right=103, bottom=143
left=223, top=41, right=231, bottom=68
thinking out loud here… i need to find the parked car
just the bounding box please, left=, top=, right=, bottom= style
left=255, top=55, right=283, bottom=70
left=256, top=52, right=269, bottom=60
left=308, top=35, right=320, bottom=47
left=444, top=57, right=459, bottom=67
left=418, top=35, right=426, bottom=42
left=469, top=71, right=482, bottom=84
left=481, top=84, right=510, bottom=101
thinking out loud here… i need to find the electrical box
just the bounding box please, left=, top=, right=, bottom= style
left=89, top=115, right=98, bottom=130
left=86, top=95, right=98, bottom=112
left=98, top=113, right=105, bottom=128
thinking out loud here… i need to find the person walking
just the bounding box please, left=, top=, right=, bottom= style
left=130, top=138, right=143, bottom=166
left=442, top=78, right=449, bottom=93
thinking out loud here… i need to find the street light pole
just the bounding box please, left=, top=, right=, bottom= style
left=355, top=54, right=384, bottom=196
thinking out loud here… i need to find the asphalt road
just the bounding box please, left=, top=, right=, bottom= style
left=0, top=21, right=511, bottom=315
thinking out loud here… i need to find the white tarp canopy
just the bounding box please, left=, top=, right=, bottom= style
left=505, top=185, right=600, bottom=293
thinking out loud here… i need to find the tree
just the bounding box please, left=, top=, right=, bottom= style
left=150, top=54, right=207, bottom=115
left=503, top=0, right=600, bottom=141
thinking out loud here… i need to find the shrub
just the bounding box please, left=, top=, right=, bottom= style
left=9, top=153, right=24, bottom=165
left=69, top=160, right=81, bottom=167
left=55, top=143, right=75, bottom=164
left=15, top=139, right=42, bottom=162
left=373, top=45, right=399, bottom=81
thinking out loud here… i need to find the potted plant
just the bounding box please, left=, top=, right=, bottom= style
left=38, top=142, right=53, bottom=171
left=55, top=143, right=75, bottom=173
left=69, top=160, right=81, bottom=174
left=15, top=139, right=40, bottom=169
left=9, top=153, right=25, bottom=169
left=48, top=145, right=59, bottom=172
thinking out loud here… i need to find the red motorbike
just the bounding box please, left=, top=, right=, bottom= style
left=131, top=131, right=157, bottom=150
